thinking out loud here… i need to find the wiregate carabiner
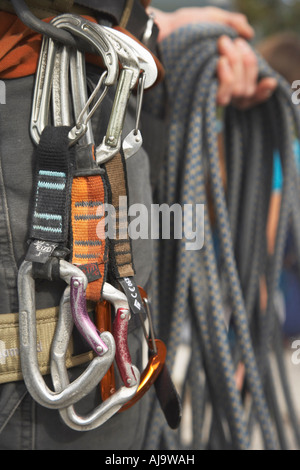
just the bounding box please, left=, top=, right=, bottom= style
left=50, top=35, right=97, bottom=150
left=18, top=259, right=115, bottom=409
left=95, top=26, right=141, bottom=165
left=51, top=15, right=119, bottom=145
left=96, top=27, right=158, bottom=164
left=122, top=72, right=146, bottom=160
left=69, top=48, right=94, bottom=146
left=30, top=35, right=56, bottom=146
left=51, top=282, right=140, bottom=431
left=51, top=39, right=107, bottom=143
left=52, top=43, right=71, bottom=127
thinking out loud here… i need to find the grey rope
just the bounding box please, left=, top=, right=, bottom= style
left=142, top=23, right=300, bottom=450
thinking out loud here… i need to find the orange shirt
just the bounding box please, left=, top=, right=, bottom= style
left=0, top=10, right=163, bottom=84
left=0, top=12, right=103, bottom=79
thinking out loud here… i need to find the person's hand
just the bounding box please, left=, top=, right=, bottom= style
left=149, top=6, right=278, bottom=109
left=217, top=35, right=277, bottom=109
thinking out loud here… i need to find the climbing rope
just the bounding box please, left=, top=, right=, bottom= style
left=142, top=23, right=300, bottom=450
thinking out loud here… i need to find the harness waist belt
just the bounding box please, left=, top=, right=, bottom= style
left=0, top=306, right=94, bottom=384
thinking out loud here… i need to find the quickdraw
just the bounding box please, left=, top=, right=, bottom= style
left=16, top=11, right=175, bottom=433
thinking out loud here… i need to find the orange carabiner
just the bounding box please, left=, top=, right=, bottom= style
left=119, top=337, right=166, bottom=412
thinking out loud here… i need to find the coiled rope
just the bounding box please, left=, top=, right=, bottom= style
left=142, top=23, right=300, bottom=450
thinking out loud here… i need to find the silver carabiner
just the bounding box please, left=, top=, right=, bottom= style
left=69, top=49, right=94, bottom=146
left=68, top=69, right=108, bottom=144
left=51, top=282, right=140, bottom=431
left=96, top=27, right=158, bottom=164
left=30, top=14, right=119, bottom=146
left=52, top=15, right=119, bottom=145
left=103, top=27, right=158, bottom=89
left=50, top=36, right=99, bottom=148
left=94, top=26, right=141, bottom=165
left=18, top=260, right=115, bottom=409
left=51, top=14, right=118, bottom=87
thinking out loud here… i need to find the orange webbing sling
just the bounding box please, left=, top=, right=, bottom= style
left=71, top=146, right=108, bottom=302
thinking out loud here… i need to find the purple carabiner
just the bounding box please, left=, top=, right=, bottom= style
left=70, top=276, right=109, bottom=356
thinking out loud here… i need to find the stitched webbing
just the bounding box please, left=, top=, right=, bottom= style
left=29, top=126, right=74, bottom=246
left=104, top=151, right=135, bottom=280
left=71, top=148, right=108, bottom=302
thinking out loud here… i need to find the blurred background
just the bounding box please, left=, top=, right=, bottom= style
left=151, top=0, right=300, bottom=40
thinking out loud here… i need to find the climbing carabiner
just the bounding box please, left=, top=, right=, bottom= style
left=94, top=26, right=141, bottom=165
left=30, top=35, right=56, bottom=146
left=122, top=72, right=146, bottom=160
left=95, top=26, right=158, bottom=164
left=52, top=43, right=71, bottom=127
left=18, top=259, right=115, bottom=409
left=69, top=48, right=94, bottom=146
left=98, top=286, right=167, bottom=411
left=104, top=27, right=158, bottom=89
left=120, top=289, right=166, bottom=411
left=30, top=14, right=119, bottom=146
left=51, top=282, right=140, bottom=431
left=52, top=15, right=119, bottom=145
left=51, top=14, right=118, bottom=87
